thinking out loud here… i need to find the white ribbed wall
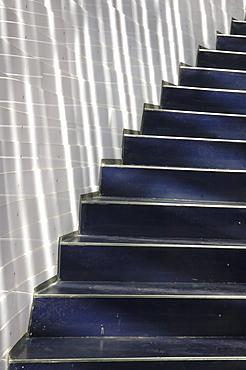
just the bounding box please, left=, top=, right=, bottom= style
left=0, top=0, right=245, bottom=368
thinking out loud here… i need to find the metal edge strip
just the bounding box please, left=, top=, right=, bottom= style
left=143, top=108, right=246, bottom=117
left=10, top=356, right=246, bottom=363
left=60, top=242, right=246, bottom=249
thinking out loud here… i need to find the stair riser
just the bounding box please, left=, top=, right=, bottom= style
left=9, top=361, right=246, bottom=369
left=161, top=86, right=246, bottom=114
left=100, top=167, right=246, bottom=202
left=80, top=203, right=246, bottom=239
left=142, top=110, right=246, bottom=140
left=179, top=68, right=246, bottom=91
left=30, top=297, right=246, bottom=337
left=231, top=22, right=246, bottom=35
left=197, top=50, right=246, bottom=71
left=59, top=244, right=246, bottom=283
left=217, top=35, right=246, bottom=52
left=123, top=136, right=246, bottom=169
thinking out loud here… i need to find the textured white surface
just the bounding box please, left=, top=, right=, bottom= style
left=0, top=0, right=245, bottom=368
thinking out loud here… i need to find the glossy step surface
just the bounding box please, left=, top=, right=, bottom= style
left=9, top=336, right=246, bottom=370
left=123, top=135, right=246, bottom=169
left=141, top=109, right=246, bottom=139
left=231, top=20, right=246, bottom=35
left=161, top=85, right=246, bottom=114
left=79, top=196, right=246, bottom=239
left=60, top=234, right=246, bottom=283
left=100, top=165, right=246, bottom=201
left=216, top=34, right=246, bottom=52
left=197, top=49, right=246, bottom=71
left=179, top=66, right=246, bottom=90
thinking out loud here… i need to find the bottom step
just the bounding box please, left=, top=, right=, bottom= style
left=9, top=336, right=246, bottom=369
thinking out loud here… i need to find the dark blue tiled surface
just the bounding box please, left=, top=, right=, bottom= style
left=161, top=85, right=246, bottom=114
left=179, top=67, right=246, bottom=90
left=123, top=135, right=246, bottom=169
left=142, top=110, right=246, bottom=139
left=197, top=49, right=246, bottom=71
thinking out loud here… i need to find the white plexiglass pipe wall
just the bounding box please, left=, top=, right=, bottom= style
left=0, top=0, right=245, bottom=368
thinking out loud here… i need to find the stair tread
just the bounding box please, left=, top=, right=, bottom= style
left=10, top=336, right=246, bottom=361
left=61, top=233, right=246, bottom=247
left=38, top=281, right=246, bottom=297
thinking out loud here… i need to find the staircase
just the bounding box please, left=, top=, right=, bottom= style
left=8, top=19, right=246, bottom=369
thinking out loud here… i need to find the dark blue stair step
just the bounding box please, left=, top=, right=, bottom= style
left=216, top=34, right=246, bottom=52
left=29, top=281, right=246, bottom=337
left=161, top=85, right=246, bottom=114
left=9, top=336, right=246, bottom=369
left=179, top=66, right=246, bottom=90
left=100, top=165, right=246, bottom=202
left=123, top=134, right=246, bottom=170
left=142, top=109, right=246, bottom=140
left=60, top=234, right=246, bottom=283
left=79, top=196, right=246, bottom=239
left=197, top=49, right=246, bottom=71
left=231, top=20, right=246, bottom=35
